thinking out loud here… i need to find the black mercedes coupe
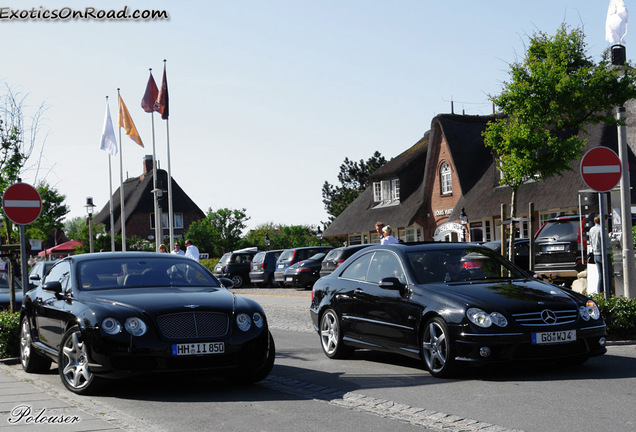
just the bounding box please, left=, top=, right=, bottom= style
left=310, top=243, right=606, bottom=377
left=20, top=252, right=275, bottom=394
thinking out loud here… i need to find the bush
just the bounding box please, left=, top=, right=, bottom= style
left=591, top=294, right=636, bottom=340
left=200, top=258, right=220, bottom=274
left=0, top=311, right=20, bottom=359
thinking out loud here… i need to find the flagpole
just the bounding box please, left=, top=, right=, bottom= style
left=162, top=60, right=175, bottom=251
left=103, top=96, right=117, bottom=252
left=148, top=69, right=162, bottom=251
left=117, top=88, right=127, bottom=251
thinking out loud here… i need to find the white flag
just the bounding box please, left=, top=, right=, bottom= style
left=606, top=0, right=628, bottom=45
left=100, top=102, right=118, bottom=156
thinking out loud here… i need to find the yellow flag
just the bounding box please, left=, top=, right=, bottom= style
left=118, top=94, right=144, bottom=147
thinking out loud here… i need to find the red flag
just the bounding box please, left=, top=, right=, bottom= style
left=156, top=62, right=169, bottom=120
left=141, top=71, right=159, bottom=113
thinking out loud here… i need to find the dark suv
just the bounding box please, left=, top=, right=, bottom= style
left=320, top=244, right=372, bottom=278
left=534, top=215, right=590, bottom=281
left=213, top=248, right=259, bottom=288
left=274, top=246, right=333, bottom=286
left=249, top=250, right=284, bottom=287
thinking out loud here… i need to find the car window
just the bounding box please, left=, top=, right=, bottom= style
left=366, top=251, right=405, bottom=284
left=278, top=250, right=293, bottom=262
left=324, top=249, right=339, bottom=261
left=45, top=261, right=71, bottom=291
left=252, top=252, right=266, bottom=264
left=78, top=257, right=221, bottom=290
left=219, top=253, right=231, bottom=265
left=340, top=252, right=373, bottom=281
left=537, top=221, right=578, bottom=239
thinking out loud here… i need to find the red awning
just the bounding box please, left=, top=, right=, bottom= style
left=37, top=240, right=83, bottom=257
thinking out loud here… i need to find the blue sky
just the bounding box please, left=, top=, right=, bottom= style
left=0, top=1, right=617, bottom=232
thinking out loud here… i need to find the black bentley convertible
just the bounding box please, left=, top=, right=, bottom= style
left=310, top=243, right=606, bottom=377
left=20, top=252, right=275, bottom=394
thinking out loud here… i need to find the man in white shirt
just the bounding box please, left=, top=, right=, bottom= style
left=171, top=242, right=185, bottom=255
left=184, top=239, right=200, bottom=262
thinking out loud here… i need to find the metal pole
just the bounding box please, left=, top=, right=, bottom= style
left=88, top=214, right=94, bottom=253
left=616, top=106, right=636, bottom=298
left=20, top=225, right=28, bottom=298
left=599, top=193, right=610, bottom=298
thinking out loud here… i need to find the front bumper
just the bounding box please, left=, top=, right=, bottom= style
left=452, top=323, right=607, bottom=364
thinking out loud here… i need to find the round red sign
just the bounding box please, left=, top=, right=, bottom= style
left=2, top=183, right=42, bottom=225
left=580, top=147, right=622, bottom=193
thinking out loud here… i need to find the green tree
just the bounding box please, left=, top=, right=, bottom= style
left=27, top=181, right=70, bottom=246
left=322, top=151, right=387, bottom=222
left=186, top=208, right=250, bottom=257
left=0, top=85, right=48, bottom=243
left=483, top=25, right=636, bottom=260
left=244, top=223, right=339, bottom=250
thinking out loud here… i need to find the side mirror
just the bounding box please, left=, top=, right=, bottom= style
left=379, top=277, right=404, bottom=291
left=29, top=274, right=41, bottom=281
left=42, top=281, right=63, bottom=294
left=219, top=277, right=234, bottom=289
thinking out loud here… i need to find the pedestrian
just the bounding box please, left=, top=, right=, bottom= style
left=588, top=215, right=610, bottom=293
left=158, top=244, right=168, bottom=253
left=381, top=225, right=399, bottom=245
left=171, top=242, right=185, bottom=255
left=184, top=239, right=200, bottom=262
left=375, top=221, right=385, bottom=237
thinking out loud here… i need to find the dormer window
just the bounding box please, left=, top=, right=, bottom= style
left=372, top=178, right=400, bottom=206
left=440, top=162, right=452, bottom=194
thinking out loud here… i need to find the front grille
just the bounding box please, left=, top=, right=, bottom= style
left=157, top=312, right=229, bottom=339
left=512, top=309, right=578, bottom=326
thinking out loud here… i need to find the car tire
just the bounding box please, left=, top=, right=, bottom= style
left=20, top=317, right=52, bottom=373
left=231, top=274, right=244, bottom=288
left=421, top=317, right=456, bottom=378
left=58, top=326, right=101, bottom=395
left=229, top=331, right=276, bottom=384
left=319, top=308, right=353, bottom=359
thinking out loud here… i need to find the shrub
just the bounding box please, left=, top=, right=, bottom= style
left=0, top=311, right=20, bottom=359
left=200, top=258, right=220, bottom=274
left=591, top=294, right=636, bottom=340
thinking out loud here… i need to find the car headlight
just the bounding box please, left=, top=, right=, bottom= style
left=124, top=317, right=147, bottom=336
left=236, top=313, right=252, bottom=332
left=253, top=312, right=264, bottom=328
left=580, top=300, right=601, bottom=321
left=102, top=317, right=122, bottom=335
left=467, top=308, right=508, bottom=328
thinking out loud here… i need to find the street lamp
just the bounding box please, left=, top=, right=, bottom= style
left=317, top=227, right=323, bottom=246
left=459, top=207, right=469, bottom=242
left=264, top=233, right=270, bottom=250
left=85, top=197, right=96, bottom=253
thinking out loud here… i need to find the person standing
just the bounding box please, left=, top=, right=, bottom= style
left=184, top=239, right=200, bottom=262
left=381, top=225, right=399, bottom=245
left=171, top=242, right=185, bottom=255
left=588, top=215, right=610, bottom=293
left=375, top=221, right=385, bottom=238
left=158, top=244, right=168, bottom=253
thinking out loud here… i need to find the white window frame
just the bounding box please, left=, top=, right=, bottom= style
left=150, top=212, right=184, bottom=230
left=391, top=179, right=400, bottom=201
left=440, top=163, right=452, bottom=194
left=373, top=182, right=382, bottom=202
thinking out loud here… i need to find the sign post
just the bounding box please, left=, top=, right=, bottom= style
left=580, top=147, right=622, bottom=298
left=2, top=183, right=42, bottom=310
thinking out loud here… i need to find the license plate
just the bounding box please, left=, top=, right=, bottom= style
left=547, top=245, right=565, bottom=252
left=172, top=342, right=225, bottom=356
left=278, top=264, right=284, bottom=269
left=532, top=330, right=576, bottom=345
left=285, top=277, right=293, bottom=281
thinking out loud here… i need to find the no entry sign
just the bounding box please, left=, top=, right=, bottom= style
left=2, top=183, right=42, bottom=225
left=580, top=147, right=622, bottom=193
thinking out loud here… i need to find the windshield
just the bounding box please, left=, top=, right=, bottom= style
left=406, top=247, right=527, bottom=284
left=278, top=250, right=294, bottom=262
left=78, top=256, right=222, bottom=290
left=218, top=253, right=232, bottom=265
left=537, top=221, right=578, bottom=239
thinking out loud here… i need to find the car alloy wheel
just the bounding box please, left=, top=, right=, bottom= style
left=422, top=317, right=455, bottom=378
left=20, top=317, right=51, bottom=373
left=59, top=326, right=100, bottom=395
left=232, top=274, right=244, bottom=288
left=319, top=309, right=353, bottom=359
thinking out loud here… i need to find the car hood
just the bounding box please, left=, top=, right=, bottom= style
left=424, top=279, right=584, bottom=311
left=78, top=286, right=238, bottom=315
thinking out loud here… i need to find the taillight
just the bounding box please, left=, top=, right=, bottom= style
left=260, top=263, right=265, bottom=269
left=290, top=250, right=298, bottom=265
left=336, top=258, right=346, bottom=268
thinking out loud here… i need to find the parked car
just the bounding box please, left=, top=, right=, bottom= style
left=213, top=248, right=259, bottom=288
left=320, top=245, right=372, bottom=278
left=282, top=253, right=327, bottom=288
left=310, top=242, right=606, bottom=378
left=481, top=239, right=530, bottom=272
left=534, top=215, right=591, bottom=281
left=27, top=261, right=56, bottom=290
left=20, top=252, right=275, bottom=395
left=249, top=250, right=285, bottom=287
left=0, top=276, right=22, bottom=311
left=274, top=246, right=333, bottom=286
